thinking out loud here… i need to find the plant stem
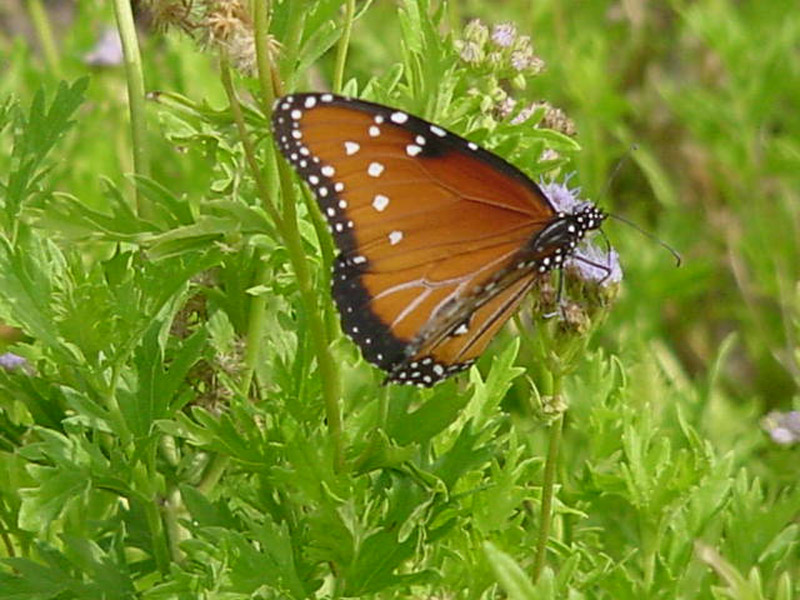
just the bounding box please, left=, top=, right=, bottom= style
left=252, top=0, right=276, bottom=112
left=25, top=0, right=61, bottom=78
left=249, top=0, right=345, bottom=471
left=112, top=0, right=152, bottom=218
left=533, top=376, right=564, bottom=582
left=219, top=56, right=283, bottom=398
left=332, top=0, right=356, bottom=93
left=197, top=454, right=231, bottom=495
left=273, top=150, right=344, bottom=471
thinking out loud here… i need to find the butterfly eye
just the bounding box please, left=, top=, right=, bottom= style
left=272, top=93, right=603, bottom=387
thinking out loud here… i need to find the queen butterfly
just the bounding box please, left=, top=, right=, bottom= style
left=272, top=93, right=606, bottom=387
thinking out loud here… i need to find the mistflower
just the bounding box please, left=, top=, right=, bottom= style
left=463, top=18, right=489, bottom=45
left=84, top=28, right=123, bottom=67
left=510, top=103, right=538, bottom=125
left=566, top=243, right=623, bottom=287
left=457, top=40, right=483, bottom=64
left=487, top=51, right=504, bottom=69
left=497, top=96, right=517, bottom=118
left=539, top=178, right=622, bottom=288
left=762, top=411, right=800, bottom=445
left=510, top=50, right=531, bottom=72
left=0, top=352, right=29, bottom=372
left=539, top=103, right=576, bottom=136
left=527, top=56, right=546, bottom=76
left=538, top=177, right=583, bottom=213
left=491, top=23, right=517, bottom=48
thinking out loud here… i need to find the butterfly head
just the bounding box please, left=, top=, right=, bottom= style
left=570, top=203, right=606, bottom=239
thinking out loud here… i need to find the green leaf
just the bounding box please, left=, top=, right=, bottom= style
left=3, top=79, right=88, bottom=229
left=483, top=542, right=538, bottom=600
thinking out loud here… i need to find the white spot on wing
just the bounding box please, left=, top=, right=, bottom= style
left=344, top=141, right=360, bottom=155
left=321, top=165, right=335, bottom=177
left=388, top=230, right=403, bottom=245
left=369, top=125, right=380, bottom=137
left=390, top=111, right=409, bottom=124
left=372, top=194, right=390, bottom=212
left=367, top=162, right=384, bottom=177
left=430, top=125, right=446, bottom=137
left=304, top=96, right=317, bottom=109
left=406, top=144, right=423, bottom=157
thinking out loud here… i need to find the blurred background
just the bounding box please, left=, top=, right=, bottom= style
left=3, top=0, right=797, bottom=420
left=1, top=1, right=798, bottom=596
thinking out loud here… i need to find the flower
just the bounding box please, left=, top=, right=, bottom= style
left=497, top=96, right=517, bottom=118
left=510, top=103, right=538, bottom=125
left=0, top=352, right=29, bottom=372
left=762, top=411, right=800, bottom=445
left=567, top=242, right=623, bottom=286
left=463, top=18, right=489, bottom=45
left=510, top=50, right=531, bottom=71
left=84, top=28, right=123, bottom=67
left=538, top=178, right=623, bottom=288
left=539, top=103, right=576, bottom=136
left=457, top=40, right=482, bottom=64
left=491, top=23, right=517, bottom=48
left=538, top=176, right=583, bottom=213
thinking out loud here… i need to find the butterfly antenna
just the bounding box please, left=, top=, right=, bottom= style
left=595, top=144, right=638, bottom=206
left=608, top=212, right=682, bottom=266
left=596, top=144, right=682, bottom=267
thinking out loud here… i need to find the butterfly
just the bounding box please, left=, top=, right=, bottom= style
left=271, top=93, right=606, bottom=387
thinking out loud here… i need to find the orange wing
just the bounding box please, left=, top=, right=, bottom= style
left=272, top=93, right=560, bottom=386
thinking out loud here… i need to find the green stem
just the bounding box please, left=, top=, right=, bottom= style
left=133, top=441, right=170, bottom=574
left=112, top=0, right=152, bottom=218
left=219, top=57, right=283, bottom=398
left=533, top=377, right=564, bottom=582
left=252, top=0, right=277, bottom=111
left=25, top=0, right=61, bottom=78
left=248, top=2, right=345, bottom=471
left=274, top=152, right=344, bottom=471
left=332, top=0, right=356, bottom=93
left=197, top=454, right=231, bottom=495
left=143, top=496, right=170, bottom=573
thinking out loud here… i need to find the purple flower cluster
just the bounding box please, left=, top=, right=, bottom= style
left=0, top=352, right=29, bottom=372
left=457, top=19, right=544, bottom=77
left=538, top=178, right=623, bottom=288
left=762, top=411, right=800, bottom=445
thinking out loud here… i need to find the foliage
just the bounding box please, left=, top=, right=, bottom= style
left=0, top=0, right=797, bottom=598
